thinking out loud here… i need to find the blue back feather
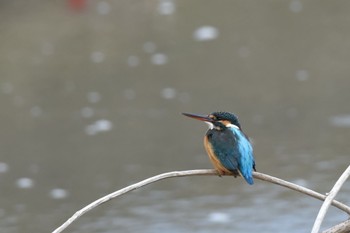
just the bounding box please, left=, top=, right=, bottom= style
left=229, top=127, right=255, bottom=185
left=208, top=126, right=255, bottom=185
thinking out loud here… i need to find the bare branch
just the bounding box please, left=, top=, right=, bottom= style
left=311, top=165, right=350, bottom=233
left=52, top=170, right=350, bottom=233
left=253, top=172, right=350, bottom=214
left=322, top=219, right=350, bottom=233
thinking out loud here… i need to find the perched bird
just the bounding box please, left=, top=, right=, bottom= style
left=182, top=111, right=256, bottom=185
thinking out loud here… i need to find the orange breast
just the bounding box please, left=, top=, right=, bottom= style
left=204, top=136, right=231, bottom=175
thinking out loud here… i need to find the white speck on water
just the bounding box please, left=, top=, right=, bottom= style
left=124, top=163, right=141, bottom=173
left=16, top=178, right=34, bottom=189
left=316, top=160, right=336, bottom=170
left=127, top=55, right=140, bottom=67
left=123, top=89, right=136, bottom=100
left=50, top=188, right=69, bottom=199
left=80, top=107, right=94, bottom=118
left=151, top=53, right=168, bottom=65
left=85, top=124, right=98, bottom=135
left=157, top=0, right=175, bottom=15
left=0, top=162, right=9, bottom=173
left=330, top=114, right=350, bottom=127
left=143, top=42, right=156, bottom=54
left=90, top=51, right=105, bottom=63
left=296, top=69, right=309, bottom=81
left=85, top=119, right=113, bottom=135
left=238, top=46, right=250, bottom=58
left=30, top=106, right=43, bottom=117
left=161, top=87, right=176, bottom=99
left=207, top=212, right=230, bottom=223
left=95, top=119, right=113, bottom=131
left=193, top=26, right=219, bottom=41
left=289, top=0, right=303, bottom=13
left=1, top=82, right=13, bottom=94
left=87, top=92, right=101, bottom=103
left=97, top=1, right=110, bottom=15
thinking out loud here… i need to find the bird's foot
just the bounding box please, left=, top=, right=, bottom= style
left=216, top=170, right=225, bottom=177
left=231, top=170, right=239, bottom=178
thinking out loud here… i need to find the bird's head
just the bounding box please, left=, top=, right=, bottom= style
left=182, top=111, right=241, bottom=130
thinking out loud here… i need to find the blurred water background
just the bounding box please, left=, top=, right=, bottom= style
left=1, top=1, right=350, bottom=232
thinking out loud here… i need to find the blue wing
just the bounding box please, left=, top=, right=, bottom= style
left=230, top=127, right=255, bottom=185
left=209, top=127, right=255, bottom=185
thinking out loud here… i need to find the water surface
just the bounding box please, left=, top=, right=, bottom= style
left=0, top=1, right=350, bottom=232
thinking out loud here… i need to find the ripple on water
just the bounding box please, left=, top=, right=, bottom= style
left=16, top=178, right=34, bottom=189
left=96, top=1, right=110, bottom=15
left=85, top=119, right=113, bottom=135
left=151, top=53, right=168, bottom=65
left=207, top=212, right=230, bottom=223
left=80, top=107, right=94, bottom=118
left=87, top=91, right=101, bottom=103
left=50, top=188, right=69, bottom=200
left=143, top=42, right=156, bottom=54
left=157, top=0, right=175, bottom=15
left=291, top=178, right=309, bottom=187
left=122, top=89, right=136, bottom=100
left=330, top=114, right=350, bottom=127
left=90, top=51, right=105, bottom=63
left=295, top=69, right=309, bottom=81
left=127, top=55, right=140, bottom=67
left=193, top=26, right=219, bottom=41
left=30, top=106, right=43, bottom=117
left=0, top=162, right=9, bottom=173
left=1, top=82, right=13, bottom=94
left=161, top=87, right=176, bottom=100
left=289, top=0, right=303, bottom=13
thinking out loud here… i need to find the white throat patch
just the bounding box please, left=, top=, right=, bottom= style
left=226, top=123, right=240, bottom=130
left=206, top=122, right=239, bottom=130
left=205, top=121, right=214, bottom=129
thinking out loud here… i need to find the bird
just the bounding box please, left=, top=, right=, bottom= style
left=182, top=111, right=256, bottom=185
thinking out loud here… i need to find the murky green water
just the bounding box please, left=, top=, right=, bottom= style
left=0, top=1, right=350, bottom=232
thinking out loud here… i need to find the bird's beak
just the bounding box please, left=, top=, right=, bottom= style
left=182, top=112, right=213, bottom=122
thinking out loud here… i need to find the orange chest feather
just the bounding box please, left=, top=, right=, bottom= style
left=204, top=136, right=231, bottom=174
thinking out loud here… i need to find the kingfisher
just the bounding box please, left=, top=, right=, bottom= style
left=182, top=111, right=256, bottom=185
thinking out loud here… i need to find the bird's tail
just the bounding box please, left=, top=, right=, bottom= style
left=237, top=170, right=254, bottom=185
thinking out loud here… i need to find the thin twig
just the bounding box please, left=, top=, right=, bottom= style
left=253, top=172, right=350, bottom=214
left=52, top=170, right=350, bottom=233
left=52, top=170, right=213, bottom=233
left=322, top=219, right=350, bottom=233
left=311, top=165, right=350, bottom=233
